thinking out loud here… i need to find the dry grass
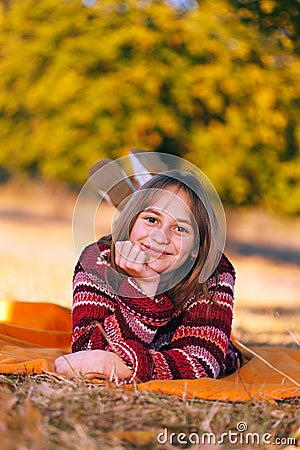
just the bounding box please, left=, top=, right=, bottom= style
left=0, top=373, right=299, bottom=450
left=0, top=178, right=300, bottom=449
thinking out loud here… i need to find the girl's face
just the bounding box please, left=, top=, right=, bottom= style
left=129, top=187, right=198, bottom=275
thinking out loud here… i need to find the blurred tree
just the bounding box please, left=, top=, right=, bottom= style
left=229, top=0, right=300, bottom=53
left=0, top=0, right=299, bottom=214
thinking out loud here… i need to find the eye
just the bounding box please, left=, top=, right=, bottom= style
left=144, top=216, right=158, bottom=224
left=176, top=226, right=188, bottom=233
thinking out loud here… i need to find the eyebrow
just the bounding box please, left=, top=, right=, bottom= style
left=143, top=208, right=193, bottom=226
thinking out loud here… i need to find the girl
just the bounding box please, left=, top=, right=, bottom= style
left=55, top=170, right=242, bottom=382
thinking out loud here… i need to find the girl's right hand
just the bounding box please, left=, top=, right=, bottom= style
left=115, top=240, right=160, bottom=298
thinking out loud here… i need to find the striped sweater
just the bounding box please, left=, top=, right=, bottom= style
left=72, top=241, right=242, bottom=383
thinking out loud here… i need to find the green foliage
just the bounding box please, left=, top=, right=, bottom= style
left=0, top=0, right=299, bottom=214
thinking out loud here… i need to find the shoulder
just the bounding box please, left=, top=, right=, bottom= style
left=204, top=253, right=236, bottom=303
left=216, top=253, right=236, bottom=279
left=213, top=253, right=236, bottom=303
left=78, top=240, right=111, bottom=267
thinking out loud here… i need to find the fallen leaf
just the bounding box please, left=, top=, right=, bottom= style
left=113, top=430, right=156, bottom=446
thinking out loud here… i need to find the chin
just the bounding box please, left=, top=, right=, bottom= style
left=147, top=262, right=169, bottom=274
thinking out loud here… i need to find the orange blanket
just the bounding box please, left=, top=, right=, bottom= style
left=0, top=300, right=299, bottom=402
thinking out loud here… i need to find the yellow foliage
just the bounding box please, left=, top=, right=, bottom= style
left=260, top=0, right=276, bottom=15
left=0, top=0, right=299, bottom=214
left=255, top=88, right=276, bottom=110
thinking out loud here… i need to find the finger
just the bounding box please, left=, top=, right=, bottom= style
left=55, top=355, right=82, bottom=378
left=115, top=241, right=133, bottom=266
left=54, top=357, right=71, bottom=376
left=115, top=241, right=124, bottom=265
left=131, top=244, right=148, bottom=264
left=115, top=240, right=131, bottom=258
left=54, top=356, right=64, bottom=371
left=121, top=242, right=148, bottom=266
left=116, top=241, right=145, bottom=264
left=127, top=243, right=143, bottom=263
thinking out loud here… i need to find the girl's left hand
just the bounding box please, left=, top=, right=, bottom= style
left=54, top=350, right=132, bottom=380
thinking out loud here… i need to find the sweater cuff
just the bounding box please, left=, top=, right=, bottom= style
left=107, top=340, right=154, bottom=384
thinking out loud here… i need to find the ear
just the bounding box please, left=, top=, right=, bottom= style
left=191, top=249, right=198, bottom=259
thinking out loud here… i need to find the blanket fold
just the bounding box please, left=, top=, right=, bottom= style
left=0, top=300, right=299, bottom=402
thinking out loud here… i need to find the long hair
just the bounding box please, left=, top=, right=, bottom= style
left=100, top=170, right=220, bottom=308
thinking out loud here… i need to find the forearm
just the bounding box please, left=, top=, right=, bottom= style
left=149, top=343, right=226, bottom=380
left=147, top=262, right=236, bottom=381
left=71, top=247, right=117, bottom=351
left=71, top=274, right=115, bottom=352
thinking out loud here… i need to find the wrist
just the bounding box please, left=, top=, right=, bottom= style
left=134, top=276, right=160, bottom=299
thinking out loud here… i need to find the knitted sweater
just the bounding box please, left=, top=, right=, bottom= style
left=72, top=241, right=241, bottom=383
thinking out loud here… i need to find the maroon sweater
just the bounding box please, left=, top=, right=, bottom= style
left=71, top=242, right=242, bottom=383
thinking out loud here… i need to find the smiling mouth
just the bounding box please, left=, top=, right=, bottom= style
left=142, top=244, right=171, bottom=257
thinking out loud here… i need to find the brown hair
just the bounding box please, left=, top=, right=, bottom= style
left=100, top=170, right=219, bottom=307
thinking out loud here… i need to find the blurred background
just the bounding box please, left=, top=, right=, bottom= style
left=0, top=0, right=299, bottom=345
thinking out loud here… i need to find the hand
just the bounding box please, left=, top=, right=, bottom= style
left=54, top=350, right=132, bottom=380
left=115, top=240, right=160, bottom=298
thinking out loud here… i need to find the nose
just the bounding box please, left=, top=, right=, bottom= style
left=149, top=229, right=169, bottom=246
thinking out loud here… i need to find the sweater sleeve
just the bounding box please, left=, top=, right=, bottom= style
left=102, top=254, right=236, bottom=382
left=71, top=246, right=115, bottom=353
left=148, top=255, right=236, bottom=380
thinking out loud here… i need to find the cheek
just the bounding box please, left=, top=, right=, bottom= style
left=178, top=238, right=194, bottom=256
left=129, top=221, right=145, bottom=241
